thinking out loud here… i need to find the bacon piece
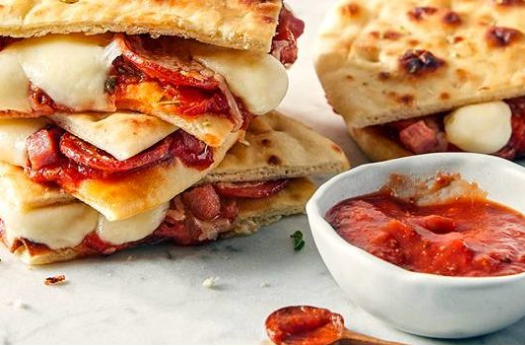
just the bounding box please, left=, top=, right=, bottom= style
left=26, top=127, right=64, bottom=170
left=214, top=179, right=289, bottom=199
left=182, top=185, right=221, bottom=221
left=111, top=35, right=219, bottom=90
left=60, top=133, right=172, bottom=173
left=398, top=120, right=439, bottom=154
left=271, top=6, right=305, bottom=66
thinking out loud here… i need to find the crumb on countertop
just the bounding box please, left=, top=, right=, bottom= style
left=44, top=275, right=66, bottom=286
left=202, top=277, right=220, bottom=289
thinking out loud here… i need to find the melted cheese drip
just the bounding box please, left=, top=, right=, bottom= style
left=96, top=202, right=169, bottom=245
left=1, top=200, right=170, bottom=250
left=10, top=35, right=115, bottom=111
left=444, top=101, right=512, bottom=154
left=191, top=45, right=289, bottom=115
left=0, top=200, right=99, bottom=250
left=0, top=118, right=49, bottom=167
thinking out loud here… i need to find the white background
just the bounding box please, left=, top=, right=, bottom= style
left=1, top=0, right=524, bottom=344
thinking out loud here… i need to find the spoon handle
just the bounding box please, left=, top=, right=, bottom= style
left=338, top=329, right=404, bottom=345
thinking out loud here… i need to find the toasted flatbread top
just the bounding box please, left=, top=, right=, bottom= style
left=315, top=0, right=525, bottom=128
left=204, top=111, right=350, bottom=183
left=0, top=0, right=282, bottom=52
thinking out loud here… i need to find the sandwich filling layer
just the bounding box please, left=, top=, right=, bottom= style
left=0, top=12, right=303, bottom=147
left=370, top=97, right=525, bottom=160
left=0, top=114, right=241, bottom=221
left=0, top=174, right=311, bottom=258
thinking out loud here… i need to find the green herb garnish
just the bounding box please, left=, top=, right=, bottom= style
left=291, top=231, right=305, bottom=252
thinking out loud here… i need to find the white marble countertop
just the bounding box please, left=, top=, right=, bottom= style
left=1, top=1, right=525, bottom=344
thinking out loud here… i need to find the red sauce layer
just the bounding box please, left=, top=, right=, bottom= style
left=326, top=192, right=525, bottom=277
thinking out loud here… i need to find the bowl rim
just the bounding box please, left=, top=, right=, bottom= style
left=307, top=152, right=525, bottom=285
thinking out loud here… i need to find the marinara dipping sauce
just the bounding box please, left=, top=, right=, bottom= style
left=325, top=174, right=525, bottom=277
left=265, top=306, right=344, bottom=345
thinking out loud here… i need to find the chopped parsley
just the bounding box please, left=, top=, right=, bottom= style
left=291, top=231, right=305, bottom=252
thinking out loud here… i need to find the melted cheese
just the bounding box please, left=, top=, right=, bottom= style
left=0, top=118, right=49, bottom=167
left=444, top=101, right=512, bottom=154
left=96, top=202, right=169, bottom=245
left=5, top=35, right=114, bottom=112
left=0, top=200, right=98, bottom=250
left=0, top=51, right=31, bottom=112
left=1, top=198, right=169, bottom=249
left=191, top=45, right=289, bottom=115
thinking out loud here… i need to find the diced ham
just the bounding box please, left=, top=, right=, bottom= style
left=153, top=185, right=240, bottom=246
left=26, top=128, right=63, bottom=170
left=182, top=184, right=221, bottom=221
left=398, top=120, right=439, bottom=154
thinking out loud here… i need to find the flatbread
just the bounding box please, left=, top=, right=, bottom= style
left=204, top=111, right=350, bottom=183
left=0, top=162, right=74, bottom=210
left=72, top=130, right=241, bottom=221
left=0, top=0, right=282, bottom=52
left=50, top=112, right=178, bottom=161
left=6, top=178, right=315, bottom=265
left=350, top=126, right=411, bottom=162
left=315, top=0, right=525, bottom=128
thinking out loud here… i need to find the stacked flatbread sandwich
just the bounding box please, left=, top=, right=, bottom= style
left=0, top=0, right=349, bottom=264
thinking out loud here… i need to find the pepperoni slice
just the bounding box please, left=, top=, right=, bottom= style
left=214, top=179, right=289, bottom=199
left=266, top=306, right=344, bottom=345
left=112, top=35, right=219, bottom=90
left=60, top=133, right=172, bottom=173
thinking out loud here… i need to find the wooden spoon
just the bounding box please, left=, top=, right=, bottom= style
left=266, top=306, right=404, bottom=345
left=336, top=329, right=403, bottom=345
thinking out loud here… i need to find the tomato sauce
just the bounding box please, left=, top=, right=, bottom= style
left=326, top=192, right=525, bottom=277
left=266, top=306, right=344, bottom=345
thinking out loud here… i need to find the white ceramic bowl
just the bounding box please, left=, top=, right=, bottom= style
left=307, top=153, right=525, bottom=339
